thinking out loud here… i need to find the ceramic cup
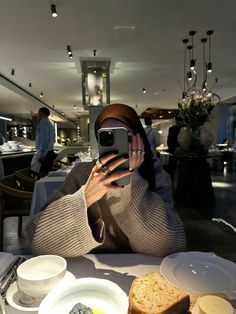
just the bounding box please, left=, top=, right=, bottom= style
left=17, top=255, right=67, bottom=299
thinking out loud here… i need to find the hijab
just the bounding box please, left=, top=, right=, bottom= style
left=95, top=103, right=155, bottom=190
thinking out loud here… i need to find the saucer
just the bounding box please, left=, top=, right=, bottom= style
left=6, top=271, right=76, bottom=312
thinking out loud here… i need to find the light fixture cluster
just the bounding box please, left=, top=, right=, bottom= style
left=181, top=30, right=219, bottom=103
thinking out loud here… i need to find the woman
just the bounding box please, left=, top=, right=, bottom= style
left=27, top=104, right=186, bottom=257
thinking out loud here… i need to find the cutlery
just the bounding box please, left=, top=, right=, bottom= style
left=0, top=257, right=27, bottom=303
left=0, top=257, right=21, bottom=284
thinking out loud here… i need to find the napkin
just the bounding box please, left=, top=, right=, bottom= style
left=0, top=252, right=17, bottom=278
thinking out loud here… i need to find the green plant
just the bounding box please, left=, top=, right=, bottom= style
left=178, top=92, right=215, bottom=129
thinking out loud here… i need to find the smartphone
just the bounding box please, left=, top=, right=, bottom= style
left=97, top=127, right=130, bottom=186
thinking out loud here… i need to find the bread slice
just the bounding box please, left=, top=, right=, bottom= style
left=128, top=272, right=190, bottom=314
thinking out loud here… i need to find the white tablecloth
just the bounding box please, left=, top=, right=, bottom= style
left=30, top=176, right=65, bottom=216
left=4, top=253, right=236, bottom=313
left=5, top=253, right=162, bottom=314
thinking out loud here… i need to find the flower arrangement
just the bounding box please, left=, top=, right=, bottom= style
left=178, top=91, right=215, bottom=129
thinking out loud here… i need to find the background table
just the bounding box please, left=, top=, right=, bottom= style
left=30, top=176, right=65, bottom=216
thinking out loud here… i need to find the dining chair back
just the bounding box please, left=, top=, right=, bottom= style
left=0, top=174, right=33, bottom=251
left=14, top=168, right=38, bottom=192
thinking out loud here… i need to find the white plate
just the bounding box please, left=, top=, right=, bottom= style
left=38, top=277, right=128, bottom=314
left=6, top=271, right=76, bottom=312
left=160, top=251, right=236, bottom=298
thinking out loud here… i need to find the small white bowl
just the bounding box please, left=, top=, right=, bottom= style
left=17, top=255, right=67, bottom=299
left=38, top=277, right=128, bottom=314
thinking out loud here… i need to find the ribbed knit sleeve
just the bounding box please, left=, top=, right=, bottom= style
left=27, top=162, right=105, bottom=257
left=104, top=163, right=186, bottom=257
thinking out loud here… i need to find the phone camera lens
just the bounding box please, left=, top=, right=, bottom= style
left=99, top=130, right=114, bottom=146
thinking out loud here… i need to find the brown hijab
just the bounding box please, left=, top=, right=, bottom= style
left=95, top=103, right=155, bottom=190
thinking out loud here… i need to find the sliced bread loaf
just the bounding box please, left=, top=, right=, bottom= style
left=128, top=272, right=190, bottom=314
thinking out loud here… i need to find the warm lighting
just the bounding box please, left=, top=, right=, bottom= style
left=40, top=92, right=43, bottom=98
left=51, top=4, right=57, bottom=17
left=74, top=104, right=77, bottom=110
left=142, top=88, right=147, bottom=94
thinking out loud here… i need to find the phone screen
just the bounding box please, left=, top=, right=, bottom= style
left=97, top=127, right=130, bottom=186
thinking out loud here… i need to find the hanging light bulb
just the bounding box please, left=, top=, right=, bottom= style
left=182, top=38, right=189, bottom=100
left=207, top=30, right=213, bottom=73
left=189, top=31, right=196, bottom=70
left=187, top=71, right=192, bottom=81
left=51, top=4, right=58, bottom=17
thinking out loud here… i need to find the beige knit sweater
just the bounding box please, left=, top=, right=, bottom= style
left=27, top=160, right=186, bottom=257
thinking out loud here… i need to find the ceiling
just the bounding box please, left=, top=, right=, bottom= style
left=1, top=0, right=236, bottom=124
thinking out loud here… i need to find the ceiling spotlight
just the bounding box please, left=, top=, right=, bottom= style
left=51, top=4, right=57, bottom=17
left=61, top=111, right=64, bottom=116
left=29, top=82, right=32, bottom=87
left=142, top=88, right=147, bottom=94
left=67, top=45, right=73, bottom=58
left=93, top=49, right=97, bottom=57
left=202, top=80, right=207, bottom=91
left=93, top=69, right=97, bottom=74
left=74, top=104, right=77, bottom=110
left=11, top=68, right=15, bottom=76
left=40, top=92, right=43, bottom=98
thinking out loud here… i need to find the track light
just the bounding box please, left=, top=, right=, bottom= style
left=142, top=88, right=147, bottom=94
left=93, top=49, right=97, bottom=57
left=182, top=92, right=186, bottom=101
left=40, top=92, right=43, bottom=98
left=51, top=4, right=57, bottom=17
left=74, top=105, right=77, bottom=110
left=202, top=80, right=207, bottom=91
left=67, top=45, right=73, bottom=58
left=29, top=82, right=32, bottom=87
left=61, top=111, right=64, bottom=116
left=11, top=68, right=15, bottom=76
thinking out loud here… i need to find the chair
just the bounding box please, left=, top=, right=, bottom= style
left=14, top=168, right=38, bottom=191
left=0, top=174, right=33, bottom=251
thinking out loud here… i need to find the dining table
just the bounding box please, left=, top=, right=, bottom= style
left=4, top=253, right=162, bottom=314
left=1, top=253, right=236, bottom=314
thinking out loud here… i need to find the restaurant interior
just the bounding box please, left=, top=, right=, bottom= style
left=0, top=1, right=236, bottom=313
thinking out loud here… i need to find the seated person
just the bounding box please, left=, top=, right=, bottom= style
left=27, top=104, right=186, bottom=257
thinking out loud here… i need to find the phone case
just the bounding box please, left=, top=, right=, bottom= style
left=97, top=127, right=130, bottom=186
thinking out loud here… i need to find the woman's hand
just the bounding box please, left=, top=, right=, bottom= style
left=129, top=133, right=145, bottom=170
left=84, top=153, right=132, bottom=208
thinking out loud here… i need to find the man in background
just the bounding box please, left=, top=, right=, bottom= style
left=31, top=107, right=56, bottom=174
left=144, top=116, right=160, bottom=160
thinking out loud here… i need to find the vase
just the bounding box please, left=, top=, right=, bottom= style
left=177, top=125, right=213, bottom=155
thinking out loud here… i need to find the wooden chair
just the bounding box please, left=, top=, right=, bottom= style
left=0, top=174, right=33, bottom=251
